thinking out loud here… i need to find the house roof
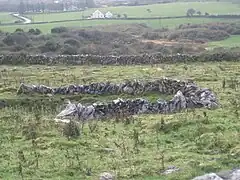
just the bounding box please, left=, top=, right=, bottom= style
left=93, top=9, right=104, bottom=14
left=105, top=11, right=112, bottom=15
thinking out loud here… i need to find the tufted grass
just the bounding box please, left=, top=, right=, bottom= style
left=0, top=61, right=240, bottom=179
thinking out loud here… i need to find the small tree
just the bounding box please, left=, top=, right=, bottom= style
left=196, top=11, right=201, bottom=15
left=147, top=9, right=152, bottom=13
left=123, top=14, right=128, bottom=19
left=18, top=1, right=25, bottom=14
left=117, top=14, right=121, bottom=18
left=41, top=2, right=45, bottom=12
left=35, top=28, right=41, bottom=35
left=186, top=8, right=196, bottom=17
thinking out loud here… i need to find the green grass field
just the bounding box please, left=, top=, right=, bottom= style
left=27, top=2, right=240, bottom=22
left=0, top=13, right=18, bottom=24
left=0, top=62, right=240, bottom=179
left=208, top=35, right=240, bottom=48
left=0, top=18, right=238, bottom=33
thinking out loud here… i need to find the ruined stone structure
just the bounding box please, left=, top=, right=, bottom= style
left=0, top=52, right=239, bottom=65
left=17, top=78, right=219, bottom=123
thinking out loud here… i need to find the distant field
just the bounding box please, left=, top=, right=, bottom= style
left=0, top=18, right=238, bottom=33
left=26, top=2, right=240, bottom=22
left=208, top=35, right=240, bottom=48
left=0, top=13, right=17, bottom=24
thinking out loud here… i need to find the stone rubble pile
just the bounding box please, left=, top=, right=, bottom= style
left=0, top=52, right=239, bottom=65
left=17, top=78, right=219, bottom=122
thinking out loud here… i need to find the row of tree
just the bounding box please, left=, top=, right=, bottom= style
left=186, top=8, right=209, bottom=17
left=18, top=1, right=45, bottom=14
left=18, top=0, right=96, bottom=14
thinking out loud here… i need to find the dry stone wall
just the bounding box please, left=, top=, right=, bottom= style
left=0, top=52, right=239, bottom=65
left=17, top=78, right=219, bottom=123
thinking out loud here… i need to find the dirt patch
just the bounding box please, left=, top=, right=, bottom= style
left=142, top=39, right=179, bottom=45
left=142, top=39, right=208, bottom=51
left=142, top=39, right=204, bottom=46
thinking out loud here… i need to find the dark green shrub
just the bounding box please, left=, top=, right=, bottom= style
left=3, top=32, right=29, bottom=46
left=62, top=121, right=80, bottom=139
left=28, top=28, right=42, bottom=35
left=61, top=44, right=78, bottom=55
left=40, top=40, right=60, bottom=52
left=35, top=28, right=41, bottom=35
left=51, top=27, right=68, bottom=34
left=28, top=28, right=35, bottom=34
left=167, top=28, right=229, bottom=41
left=13, top=45, right=24, bottom=51
left=3, top=35, right=14, bottom=46
left=25, top=42, right=32, bottom=48
left=64, top=38, right=80, bottom=47
left=15, top=28, right=24, bottom=32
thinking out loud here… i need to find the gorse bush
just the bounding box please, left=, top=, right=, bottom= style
left=64, top=39, right=80, bottom=48
left=51, top=27, right=68, bottom=34
left=2, top=32, right=29, bottom=46
left=15, top=28, right=24, bottom=32
left=28, top=28, right=42, bottom=35
left=167, top=28, right=230, bottom=41
left=61, top=44, right=78, bottom=55
left=40, top=40, right=60, bottom=52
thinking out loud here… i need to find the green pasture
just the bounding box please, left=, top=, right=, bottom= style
left=0, top=18, right=238, bottom=33
left=0, top=61, right=240, bottom=179
left=208, top=35, right=240, bottom=48
left=0, top=13, right=18, bottom=24
left=27, top=2, right=240, bottom=22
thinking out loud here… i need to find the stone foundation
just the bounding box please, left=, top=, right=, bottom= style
left=17, top=78, right=219, bottom=122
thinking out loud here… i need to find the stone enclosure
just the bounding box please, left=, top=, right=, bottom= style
left=17, top=78, right=219, bottom=123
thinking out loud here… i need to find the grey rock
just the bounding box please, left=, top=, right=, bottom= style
left=230, top=169, right=240, bottom=180
left=216, top=170, right=233, bottom=179
left=99, top=172, right=115, bottom=180
left=0, top=100, right=7, bottom=109
left=162, top=166, right=180, bottom=175
left=123, top=86, right=134, bottom=94
left=193, top=169, right=240, bottom=180
left=192, top=173, right=223, bottom=180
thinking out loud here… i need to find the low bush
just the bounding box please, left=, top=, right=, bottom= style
left=28, top=28, right=42, bottom=35
left=64, top=39, right=80, bottom=48
left=40, top=40, right=60, bottom=53
left=15, top=28, right=24, bottom=32
left=167, top=28, right=229, bottom=41
left=51, top=27, right=68, bottom=34
left=61, top=44, right=78, bottom=55
left=177, top=22, right=240, bottom=36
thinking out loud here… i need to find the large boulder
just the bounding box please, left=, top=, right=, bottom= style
left=99, top=172, right=115, bottom=180
left=192, top=169, right=240, bottom=180
left=192, top=173, right=223, bottom=180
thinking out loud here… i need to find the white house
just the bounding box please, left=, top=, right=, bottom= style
left=105, top=11, right=113, bottom=18
left=90, top=10, right=105, bottom=19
